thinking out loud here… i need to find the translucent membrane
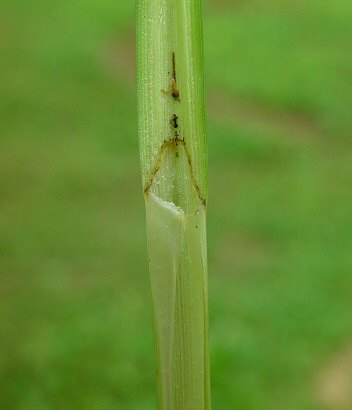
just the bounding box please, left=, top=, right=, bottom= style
left=146, top=193, right=210, bottom=410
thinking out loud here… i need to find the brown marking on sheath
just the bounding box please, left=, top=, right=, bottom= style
left=172, top=52, right=177, bottom=82
left=144, top=134, right=206, bottom=207
left=161, top=52, right=180, bottom=101
left=170, top=114, right=179, bottom=129
left=171, top=52, right=180, bottom=101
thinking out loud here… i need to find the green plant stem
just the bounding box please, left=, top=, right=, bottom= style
left=137, top=0, right=210, bottom=408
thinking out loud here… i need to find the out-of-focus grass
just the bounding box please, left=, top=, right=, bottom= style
left=1, top=0, right=352, bottom=409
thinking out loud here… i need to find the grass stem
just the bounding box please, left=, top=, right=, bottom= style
left=137, top=0, right=210, bottom=408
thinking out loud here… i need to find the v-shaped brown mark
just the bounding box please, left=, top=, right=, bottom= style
left=144, top=135, right=206, bottom=207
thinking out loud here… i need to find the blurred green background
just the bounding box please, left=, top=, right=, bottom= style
left=1, top=0, right=352, bottom=409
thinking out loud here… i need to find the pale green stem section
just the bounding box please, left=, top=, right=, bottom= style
left=137, top=0, right=210, bottom=408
